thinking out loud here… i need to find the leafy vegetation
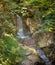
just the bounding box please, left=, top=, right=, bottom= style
left=16, top=0, right=55, bottom=32
left=0, top=0, right=26, bottom=65
left=0, top=33, right=26, bottom=65
left=0, top=0, right=55, bottom=65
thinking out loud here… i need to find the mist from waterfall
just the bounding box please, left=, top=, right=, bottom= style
left=16, top=14, right=29, bottom=39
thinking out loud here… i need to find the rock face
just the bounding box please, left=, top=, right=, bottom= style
left=28, top=54, right=40, bottom=63
left=22, top=60, right=33, bottom=65
left=20, top=32, right=53, bottom=65
left=25, top=18, right=40, bottom=35
left=22, top=46, right=41, bottom=65
left=20, top=32, right=53, bottom=48
left=20, top=37, right=36, bottom=48
left=17, top=17, right=53, bottom=65
left=35, top=32, right=53, bottom=48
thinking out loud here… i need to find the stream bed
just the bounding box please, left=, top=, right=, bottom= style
left=16, top=14, right=55, bottom=65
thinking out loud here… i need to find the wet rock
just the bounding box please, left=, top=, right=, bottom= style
left=20, top=37, right=36, bottom=48
left=21, top=46, right=41, bottom=65
left=22, top=60, right=33, bottom=65
left=36, top=32, right=53, bottom=48
left=28, top=54, right=40, bottom=63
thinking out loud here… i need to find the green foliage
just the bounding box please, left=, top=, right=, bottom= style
left=0, top=0, right=26, bottom=65
left=16, top=0, right=55, bottom=32
left=0, top=34, right=26, bottom=65
left=40, top=8, right=55, bottom=32
left=0, top=0, right=18, bottom=36
left=0, top=0, right=55, bottom=64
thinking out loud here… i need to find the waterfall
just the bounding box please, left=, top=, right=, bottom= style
left=15, top=12, right=52, bottom=65
left=16, top=14, right=29, bottom=39
left=37, top=48, right=52, bottom=65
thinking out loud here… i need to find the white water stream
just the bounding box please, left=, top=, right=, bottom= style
left=37, top=48, right=52, bottom=65
left=16, top=14, right=29, bottom=39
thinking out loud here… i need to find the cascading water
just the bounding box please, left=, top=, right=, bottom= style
left=16, top=14, right=29, bottom=39
left=36, top=48, right=52, bottom=65
left=15, top=12, right=52, bottom=65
